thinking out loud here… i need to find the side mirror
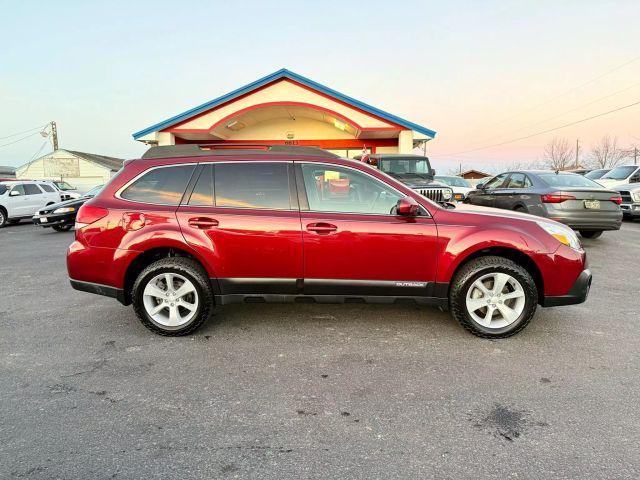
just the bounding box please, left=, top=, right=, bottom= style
left=9, top=189, right=21, bottom=197
left=396, top=197, right=420, bottom=216
left=430, top=168, right=437, bottom=176
left=476, top=182, right=486, bottom=190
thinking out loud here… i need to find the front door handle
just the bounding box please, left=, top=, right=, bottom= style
left=306, top=222, right=337, bottom=234
left=188, top=217, right=219, bottom=229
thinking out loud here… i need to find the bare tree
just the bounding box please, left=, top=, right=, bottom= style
left=542, top=137, right=574, bottom=170
left=589, top=135, right=626, bottom=168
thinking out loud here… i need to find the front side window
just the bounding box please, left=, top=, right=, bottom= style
left=507, top=173, right=531, bottom=189
left=484, top=173, right=508, bottom=189
left=214, top=162, right=290, bottom=210
left=11, top=184, right=25, bottom=196
left=23, top=184, right=43, bottom=195
left=300, top=164, right=403, bottom=215
left=120, top=165, right=195, bottom=205
left=39, top=184, right=56, bottom=193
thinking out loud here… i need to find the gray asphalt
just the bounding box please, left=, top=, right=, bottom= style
left=1, top=220, right=639, bottom=479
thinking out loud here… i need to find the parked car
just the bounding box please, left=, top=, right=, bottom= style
left=0, top=180, right=61, bottom=227
left=584, top=169, right=610, bottom=180
left=465, top=171, right=622, bottom=239
left=435, top=175, right=474, bottom=201
left=67, top=144, right=591, bottom=339
left=32, top=184, right=103, bottom=232
left=355, top=154, right=453, bottom=203
left=614, top=183, right=640, bottom=219
left=597, top=165, right=640, bottom=188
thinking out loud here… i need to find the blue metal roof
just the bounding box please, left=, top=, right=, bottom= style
left=132, top=68, right=436, bottom=140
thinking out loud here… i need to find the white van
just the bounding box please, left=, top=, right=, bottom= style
left=0, top=181, right=61, bottom=227
left=597, top=165, right=640, bottom=188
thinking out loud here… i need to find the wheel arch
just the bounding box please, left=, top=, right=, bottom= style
left=448, top=246, right=544, bottom=304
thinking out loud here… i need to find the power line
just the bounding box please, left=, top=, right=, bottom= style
left=440, top=99, right=640, bottom=156
left=0, top=131, right=44, bottom=149
left=0, top=123, right=48, bottom=141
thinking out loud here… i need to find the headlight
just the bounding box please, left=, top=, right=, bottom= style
left=53, top=207, right=76, bottom=214
left=633, top=192, right=640, bottom=202
left=536, top=221, right=581, bottom=250
left=442, top=189, right=453, bottom=201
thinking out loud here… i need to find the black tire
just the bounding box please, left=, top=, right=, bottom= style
left=513, top=205, right=528, bottom=213
left=449, top=256, right=538, bottom=339
left=52, top=224, right=73, bottom=232
left=0, top=208, right=7, bottom=228
left=579, top=230, right=602, bottom=239
left=132, top=257, right=213, bottom=336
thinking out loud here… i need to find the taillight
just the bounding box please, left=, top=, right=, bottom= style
left=75, top=204, right=108, bottom=229
left=541, top=193, right=576, bottom=203
left=609, top=195, right=622, bottom=205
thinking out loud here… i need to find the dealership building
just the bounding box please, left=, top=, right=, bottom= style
left=133, top=69, right=436, bottom=158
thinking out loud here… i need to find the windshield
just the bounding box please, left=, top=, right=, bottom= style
left=435, top=176, right=470, bottom=187
left=0, top=184, right=8, bottom=195
left=601, top=165, right=638, bottom=180
left=54, top=181, right=75, bottom=191
left=584, top=169, right=608, bottom=180
left=538, top=173, right=603, bottom=188
left=84, top=185, right=104, bottom=197
left=378, top=158, right=432, bottom=176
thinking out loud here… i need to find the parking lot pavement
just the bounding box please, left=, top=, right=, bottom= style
left=1, top=221, right=639, bottom=479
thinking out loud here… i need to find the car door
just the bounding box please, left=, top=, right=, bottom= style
left=296, top=161, right=439, bottom=298
left=176, top=161, right=303, bottom=296
left=469, top=173, right=509, bottom=208
left=8, top=184, right=28, bottom=217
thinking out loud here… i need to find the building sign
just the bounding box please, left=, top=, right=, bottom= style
left=44, top=157, right=80, bottom=177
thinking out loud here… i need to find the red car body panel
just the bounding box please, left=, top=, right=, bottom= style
left=67, top=153, right=588, bottom=305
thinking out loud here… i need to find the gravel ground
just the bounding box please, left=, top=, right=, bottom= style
left=1, top=220, right=639, bottom=479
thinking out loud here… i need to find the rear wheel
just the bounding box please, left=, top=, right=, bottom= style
left=579, top=230, right=602, bottom=239
left=52, top=224, right=73, bottom=232
left=450, top=256, right=538, bottom=338
left=132, top=257, right=213, bottom=336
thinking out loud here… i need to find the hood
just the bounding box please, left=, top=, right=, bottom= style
left=39, top=195, right=90, bottom=212
left=613, top=183, right=640, bottom=192
left=597, top=178, right=623, bottom=188
left=386, top=172, right=435, bottom=187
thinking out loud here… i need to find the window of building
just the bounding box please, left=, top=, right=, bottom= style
left=120, top=165, right=195, bottom=205
left=214, top=163, right=290, bottom=210
left=300, top=163, right=402, bottom=215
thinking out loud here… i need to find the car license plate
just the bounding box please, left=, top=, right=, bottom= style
left=584, top=200, right=600, bottom=209
left=40, top=217, right=48, bottom=223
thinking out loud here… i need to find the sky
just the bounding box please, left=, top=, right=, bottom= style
left=1, top=0, right=639, bottom=174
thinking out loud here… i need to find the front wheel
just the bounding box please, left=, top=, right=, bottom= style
left=579, top=230, right=602, bottom=239
left=132, top=257, right=213, bottom=336
left=450, top=256, right=538, bottom=338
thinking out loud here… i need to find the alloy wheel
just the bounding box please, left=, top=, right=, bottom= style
left=465, top=272, right=526, bottom=329
left=142, top=273, right=199, bottom=327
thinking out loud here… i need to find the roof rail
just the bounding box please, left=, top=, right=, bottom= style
left=141, top=144, right=340, bottom=160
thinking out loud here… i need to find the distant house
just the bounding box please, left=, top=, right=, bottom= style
left=0, top=165, right=16, bottom=179
left=16, top=149, right=124, bottom=192
left=458, top=169, right=492, bottom=186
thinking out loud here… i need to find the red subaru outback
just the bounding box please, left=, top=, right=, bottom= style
left=67, top=145, right=591, bottom=338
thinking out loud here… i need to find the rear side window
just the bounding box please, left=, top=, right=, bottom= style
left=507, top=173, right=532, bottom=189
left=39, top=184, right=56, bottom=192
left=188, top=164, right=214, bottom=206
left=214, top=163, right=290, bottom=210
left=120, top=165, right=195, bottom=205
left=23, top=184, right=43, bottom=195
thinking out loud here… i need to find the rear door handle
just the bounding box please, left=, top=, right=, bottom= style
left=188, top=217, right=219, bottom=229
left=306, top=222, right=337, bottom=234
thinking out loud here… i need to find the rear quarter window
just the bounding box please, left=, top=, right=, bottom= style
left=120, top=165, right=196, bottom=205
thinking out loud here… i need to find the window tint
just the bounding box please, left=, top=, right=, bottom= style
left=301, top=164, right=403, bottom=215
left=507, top=173, right=531, bottom=189
left=121, top=165, right=195, bottom=205
left=188, top=165, right=214, bottom=206
left=23, top=184, right=42, bottom=195
left=39, top=183, right=56, bottom=192
left=538, top=173, right=602, bottom=188
left=484, top=173, right=508, bottom=189
left=11, top=184, right=25, bottom=195
left=0, top=184, right=8, bottom=195
left=214, top=163, right=290, bottom=210
left=601, top=165, right=638, bottom=180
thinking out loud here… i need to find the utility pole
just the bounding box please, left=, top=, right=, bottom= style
left=575, top=138, right=580, bottom=169
left=635, top=147, right=638, bottom=165
left=50, top=121, right=58, bottom=151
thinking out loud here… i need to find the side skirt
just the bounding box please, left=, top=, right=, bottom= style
left=214, top=293, right=448, bottom=307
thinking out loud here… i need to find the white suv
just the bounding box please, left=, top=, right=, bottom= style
left=0, top=181, right=61, bottom=227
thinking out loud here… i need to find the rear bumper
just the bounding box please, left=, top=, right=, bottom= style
left=544, top=207, right=622, bottom=231
left=541, top=269, right=592, bottom=307
left=70, top=279, right=127, bottom=305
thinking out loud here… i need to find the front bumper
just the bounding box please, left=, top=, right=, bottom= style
left=32, top=212, right=75, bottom=228
left=620, top=203, right=640, bottom=217
left=541, top=269, right=592, bottom=307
